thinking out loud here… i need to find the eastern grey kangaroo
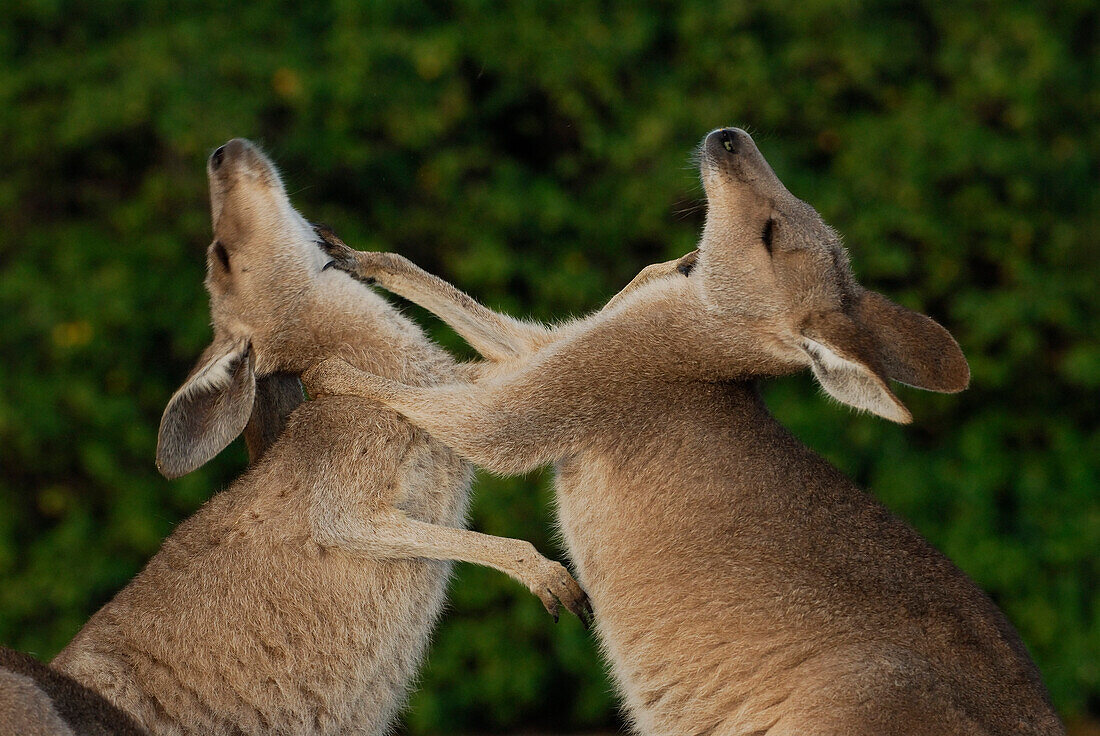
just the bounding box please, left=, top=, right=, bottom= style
left=303, top=128, right=1063, bottom=735
left=40, top=139, right=589, bottom=735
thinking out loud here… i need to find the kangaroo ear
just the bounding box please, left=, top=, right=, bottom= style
left=801, top=312, right=913, bottom=424
left=156, top=338, right=257, bottom=478
left=855, top=290, right=970, bottom=393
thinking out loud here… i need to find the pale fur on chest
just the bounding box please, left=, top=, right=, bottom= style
left=554, top=454, right=778, bottom=736
left=557, top=459, right=808, bottom=736
left=554, top=421, right=1055, bottom=736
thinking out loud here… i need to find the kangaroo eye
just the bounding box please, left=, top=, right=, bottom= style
left=212, top=241, right=230, bottom=271
left=762, top=219, right=775, bottom=254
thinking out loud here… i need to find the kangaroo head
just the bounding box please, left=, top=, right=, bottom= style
left=156, top=139, right=336, bottom=478
left=697, top=127, right=969, bottom=423
left=202, top=138, right=335, bottom=368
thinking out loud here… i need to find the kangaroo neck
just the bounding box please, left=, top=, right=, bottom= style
left=262, top=278, right=461, bottom=385
left=589, top=278, right=802, bottom=385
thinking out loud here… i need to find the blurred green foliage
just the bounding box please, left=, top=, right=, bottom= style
left=0, top=0, right=1097, bottom=731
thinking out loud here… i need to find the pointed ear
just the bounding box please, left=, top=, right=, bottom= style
left=801, top=312, right=913, bottom=424
left=156, top=338, right=257, bottom=479
left=855, top=290, right=970, bottom=393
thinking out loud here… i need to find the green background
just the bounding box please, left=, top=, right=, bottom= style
left=1, top=1, right=1097, bottom=732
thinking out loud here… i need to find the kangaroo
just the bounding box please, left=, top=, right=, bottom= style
left=44, top=138, right=590, bottom=735
left=302, top=128, right=1063, bottom=735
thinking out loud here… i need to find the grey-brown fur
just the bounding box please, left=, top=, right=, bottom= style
left=0, top=647, right=146, bottom=735
left=48, top=139, right=588, bottom=735
left=304, top=128, right=1062, bottom=735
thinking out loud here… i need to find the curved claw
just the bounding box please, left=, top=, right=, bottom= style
left=565, top=587, right=593, bottom=630
left=312, top=224, right=363, bottom=274
left=535, top=562, right=592, bottom=628
left=676, top=248, right=700, bottom=276
left=573, top=594, right=595, bottom=630
left=538, top=588, right=561, bottom=622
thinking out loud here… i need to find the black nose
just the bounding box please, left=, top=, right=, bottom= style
left=719, top=129, right=736, bottom=152
left=210, top=145, right=226, bottom=169
left=705, top=127, right=750, bottom=156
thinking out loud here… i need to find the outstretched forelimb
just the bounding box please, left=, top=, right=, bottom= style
left=303, top=358, right=577, bottom=475
left=316, top=226, right=696, bottom=361
left=317, top=229, right=551, bottom=361
left=315, top=507, right=590, bottom=624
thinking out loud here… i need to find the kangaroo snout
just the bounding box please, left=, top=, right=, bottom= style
left=705, top=127, right=751, bottom=157
left=210, top=143, right=227, bottom=169
left=207, top=138, right=277, bottom=182
left=207, top=138, right=286, bottom=232
left=701, top=126, right=787, bottom=203
left=208, top=138, right=251, bottom=174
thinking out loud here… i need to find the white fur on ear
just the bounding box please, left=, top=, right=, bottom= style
left=802, top=337, right=913, bottom=424
left=156, top=339, right=257, bottom=478
left=180, top=343, right=251, bottom=396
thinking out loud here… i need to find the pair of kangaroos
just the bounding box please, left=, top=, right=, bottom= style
left=3, top=130, right=1062, bottom=735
